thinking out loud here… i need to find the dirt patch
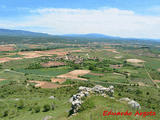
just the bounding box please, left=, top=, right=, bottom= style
left=41, top=61, right=66, bottom=67
left=0, top=45, right=15, bottom=51
left=88, top=73, right=104, bottom=76
left=154, top=80, right=160, bottom=83
left=51, top=78, right=66, bottom=84
left=28, top=81, right=68, bottom=88
left=18, top=52, right=45, bottom=58
left=126, top=59, right=145, bottom=63
left=105, top=49, right=119, bottom=54
left=138, top=82, right=149, bottom=87
left=57, top=70, right=90, bottom=81
left=0, top=57, right=23, bottom=63
left=157, top=69, right=160, bottom=72
left=0, top=79, right=6, bottom=81
left=71, top=50, right=83, bottom=53
left=0, top=49, right=83, bottom=63
left=35, top=49, right=70, bottom=56
left=18, top=49, right=69, bottom=59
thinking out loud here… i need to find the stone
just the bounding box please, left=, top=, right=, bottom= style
left=49, top=96, right=55, bottom=99
left=69, top=85, right=114, bottom=115
left=119, top=98, right=131, bottom=102
left=128, top=100, right=141, bottom=109
left=15, top=98, right=19, bottom=101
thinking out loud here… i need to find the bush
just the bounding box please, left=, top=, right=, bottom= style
left=0, top=64, right=2, bottom=69
left=27, top=63, right=42, bottom=69
left=89, top=65, right=95, bottom=70
left=72, top=64, right=80, bottom=69
left=17, top=100, right=24, bottom=109
left=33, top=105, right=40, bottom=113
left=146, top=92, right=150, bottom=95
left=0, top=110, right=9, bottom=117
left=43, top=104, right=50, bottom=112
left=78, top=99, right=95, bottom=112
left=135, top=89, right=142, bottom=95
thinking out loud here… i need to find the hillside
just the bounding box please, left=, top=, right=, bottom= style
left=0, top=28, right=50, bottom=37
left=0, top=29, right=160, bottom=120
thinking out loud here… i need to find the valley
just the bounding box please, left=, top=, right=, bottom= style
left=0, top=36, right=160, bottom=120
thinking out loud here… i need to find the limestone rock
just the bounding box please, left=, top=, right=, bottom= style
left=119, top=98, right=131, bottom=102
left=128, top=100, right=141, bottom=109
left=49, top=96, right=55, bottom=99
left=69, top=85, right=114, bottom=115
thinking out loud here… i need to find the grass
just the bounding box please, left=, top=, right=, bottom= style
left=0, top=42, right=160, bottom=120
left=69, top=96, right=159, bottom=120
left=82, top=72, right=128, bottom=83
left=15, top=66, right=73, bottom=77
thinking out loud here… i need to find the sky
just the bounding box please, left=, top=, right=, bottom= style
left=0, top=0, right=160, bottom=39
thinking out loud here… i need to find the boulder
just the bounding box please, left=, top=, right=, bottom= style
left=128, top=100, right=141, bottom=109
left=49, top=96, right=55, bottom=99
left=119, top=98, right=131, bottom=102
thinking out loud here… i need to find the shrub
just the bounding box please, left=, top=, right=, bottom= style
left=135, top=89, right=142, bottom=95
left=146, top=92, right=150, bottom=95
left=0, top=64, right=2, bottom=69
left=33, top=105, right=40, bottom=113
left=17, top=100, right=24, bottom=109
left=0, top=110, right=9, bottom=117
left=27, top=63, right=42, bottom=69
left=72, top=64, right=80, bottom=69
left=89, top=65, right=95, bottom=70
left=43, top=104, right=50, bottom=112
left=78, top=99, right=95, bottom=112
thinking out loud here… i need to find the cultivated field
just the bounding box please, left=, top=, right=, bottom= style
left=0, top=39, right=160, bottom=120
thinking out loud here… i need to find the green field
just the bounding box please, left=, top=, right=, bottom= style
left=0, top=39, right=160, bottom=120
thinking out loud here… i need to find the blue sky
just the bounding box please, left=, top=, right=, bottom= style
left=0, top=0, right=160, bottom=38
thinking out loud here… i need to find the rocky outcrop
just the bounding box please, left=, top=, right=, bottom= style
left=128, top=100, right=141, bottom=109
left=119, top=97, right=141, bottom=109
left=69, top=85, right=114, bottom=115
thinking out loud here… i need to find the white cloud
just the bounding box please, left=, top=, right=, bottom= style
left=1, top=8, right=160, bottom=39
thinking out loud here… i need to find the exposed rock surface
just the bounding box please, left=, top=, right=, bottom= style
left=49, top=96, right=55, bottom=99
left=69, top=85, right=114, bottom=115
left=120, top=97, right=141, bottom=109
left=128, top=100, right=141, bottom=109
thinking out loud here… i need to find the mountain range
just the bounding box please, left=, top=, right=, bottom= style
left=0, top=28, right=50, bottom=37
left=0, top=28, right=159, bottom=41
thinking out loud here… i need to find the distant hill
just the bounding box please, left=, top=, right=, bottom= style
left=0, top=29, right=159, bottom=44
left=63, top=33, right=121, bottom=39
left=63, top=33, right=160, bottom=42
left=0, top=28, right=51, bottom=37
